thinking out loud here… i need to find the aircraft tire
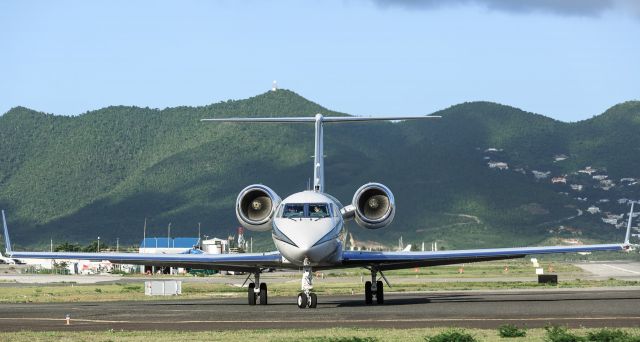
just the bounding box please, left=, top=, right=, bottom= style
left=259, top=283, right=268, bottom=305
left=376, top=280, right=384, bottom=304
left=365, top=281, right=373, bottom=304
left=248, top=283, right=256, bottom=305
left=297, top=292, right=308, bottom=309
left=309, top=293, right=317, bottom=308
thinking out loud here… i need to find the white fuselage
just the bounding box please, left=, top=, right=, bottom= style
left=272, top=191, right=344, bottom=266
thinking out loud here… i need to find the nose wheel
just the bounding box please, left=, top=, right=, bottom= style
left=297, top=292, right=317, bottom=308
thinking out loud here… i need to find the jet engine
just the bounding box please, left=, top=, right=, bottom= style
left=235, top=184, right=281, bottom=232
left=352, top=182, right=395, bottom=230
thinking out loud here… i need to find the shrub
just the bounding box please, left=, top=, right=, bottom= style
left=308, top=338, right=377, bottom=342
left=545, top=326, right=585, bottom=342
left=94, top=288, right=102, bottom=293
left=498, top=324, right=527, bottom=338
left=426, top=329, right=478, bottom=342
left=586, top=328, right=639, bottom=342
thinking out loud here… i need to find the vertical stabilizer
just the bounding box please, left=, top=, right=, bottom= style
left=2, top=210, right=12, bottom=255
left=313, top=114, right=324, bottom=192
left=624, top=202, right=635, bottom=246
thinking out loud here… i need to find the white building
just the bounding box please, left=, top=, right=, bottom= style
left=587, top=206, right=601, bottom=214
left=532, top=171, right=551, bottom=180
left=488, top=162, right=508, bottom=170
left=139, top=237, right=200, bottom=274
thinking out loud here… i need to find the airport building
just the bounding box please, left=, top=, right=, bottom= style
left=139, top=237, right=200, bottom=274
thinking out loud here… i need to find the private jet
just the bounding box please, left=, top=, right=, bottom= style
left=2, top=113, right=635, bottom=308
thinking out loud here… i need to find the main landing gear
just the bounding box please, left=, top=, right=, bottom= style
left=297, top=258, right=318, bottom=309
left=245, top=270, right=268, bottom=305
left=364, top=268, right=387, bottom=305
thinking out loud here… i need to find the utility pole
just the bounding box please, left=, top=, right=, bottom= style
left=143, top=218, right=147, bottom=248
left=97, top=236, right=100, bottom=252
left=50, top=238, right=53, bottom=252
left=167, top=223, right=171, bottom=248
left=116, top=238, right=119, bottom=252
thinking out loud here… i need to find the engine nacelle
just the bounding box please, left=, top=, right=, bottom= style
left=352, top=182, right=395, bottom=230
left=235, top=184, right=281, bottom=232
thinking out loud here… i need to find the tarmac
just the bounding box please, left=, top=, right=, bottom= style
left=0, top=288, right=639, bottom=331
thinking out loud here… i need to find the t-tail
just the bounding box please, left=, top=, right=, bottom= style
left=624, top=202, right=635, bottom=247
left=201, top=113, right=441, bottom=192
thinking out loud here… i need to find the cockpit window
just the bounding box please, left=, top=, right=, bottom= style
left=283, top=204, right=305, bottom=218
left=281, top=203, right=331, bottom=219
left=309, top=204, right=330, bottom=218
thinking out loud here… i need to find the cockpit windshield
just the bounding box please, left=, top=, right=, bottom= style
left=282, top=203, right=331, bottom=219
left=283, top=204, right=305, bottom=219
left=309, top=204, right=329, bottom=218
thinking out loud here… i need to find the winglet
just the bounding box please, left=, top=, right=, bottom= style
left=2, top=210, right=12, bottom=256
left=624, top=202, right=634, bottom=247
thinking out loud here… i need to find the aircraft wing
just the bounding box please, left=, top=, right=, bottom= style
left=340, top=243, right=626, bottom=271
left=7, top=250, right=286, bottom=273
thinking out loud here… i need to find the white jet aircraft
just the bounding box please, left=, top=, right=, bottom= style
left=2, top=113, right=635, bottom=308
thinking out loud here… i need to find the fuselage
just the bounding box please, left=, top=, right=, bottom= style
left=272, top=191, right=344, bottom=266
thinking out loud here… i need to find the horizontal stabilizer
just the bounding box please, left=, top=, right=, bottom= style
left=201, top=115, right=440, bottom=123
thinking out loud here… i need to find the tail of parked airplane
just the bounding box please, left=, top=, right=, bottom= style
left=2, top=210, right=12, bottom=256
left=624, top=202, right=635, bottom=247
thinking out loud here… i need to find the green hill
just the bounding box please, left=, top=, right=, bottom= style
left=1, top=90, right=638, bottom=251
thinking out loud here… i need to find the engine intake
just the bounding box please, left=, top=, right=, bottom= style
left=352, top=183, right=395, bottom=230
left=236, top=184, right=281, bottom=232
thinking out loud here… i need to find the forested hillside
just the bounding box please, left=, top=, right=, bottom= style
left=1, top=90, right=638, bottom=251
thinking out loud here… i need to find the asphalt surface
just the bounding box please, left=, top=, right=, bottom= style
left=0, top=288, right=639, bottom=331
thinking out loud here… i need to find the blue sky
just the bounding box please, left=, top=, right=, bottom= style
left=1, top=0, right=638, bottom=122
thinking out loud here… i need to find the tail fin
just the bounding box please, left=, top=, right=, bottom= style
left=624, top=202, right=635, bottom=246
left=2, top=210, right=12, bottom=256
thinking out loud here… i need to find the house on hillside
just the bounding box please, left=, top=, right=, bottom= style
left=578, top=166, right=597, bottom=175
left=593, top=175, right=608, bottom=181
left=554, top=154, right=568, bottom=162
left=551, top=177, right=567, bottom=184
left=570, top=184, right=583, bottom=191
left=488, top=162, right=508, bottom=170
left=587, top=206, right=600, bottom=214
left=532, top=170, right=550, bottom=180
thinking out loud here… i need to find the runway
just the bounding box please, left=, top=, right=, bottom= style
left=0, top=288, right=639, bottom=331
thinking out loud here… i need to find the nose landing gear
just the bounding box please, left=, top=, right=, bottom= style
left=297, top=258, right=318, bottom=308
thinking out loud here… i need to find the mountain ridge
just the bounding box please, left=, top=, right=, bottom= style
left=1, top=90, right=638, bottom=251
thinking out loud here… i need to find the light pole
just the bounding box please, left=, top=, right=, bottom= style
left=97, top=236, right=100, bottom=252
left=168, top=223, right=171, bottom=248
left=116, top=237, right=119, bottom=252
